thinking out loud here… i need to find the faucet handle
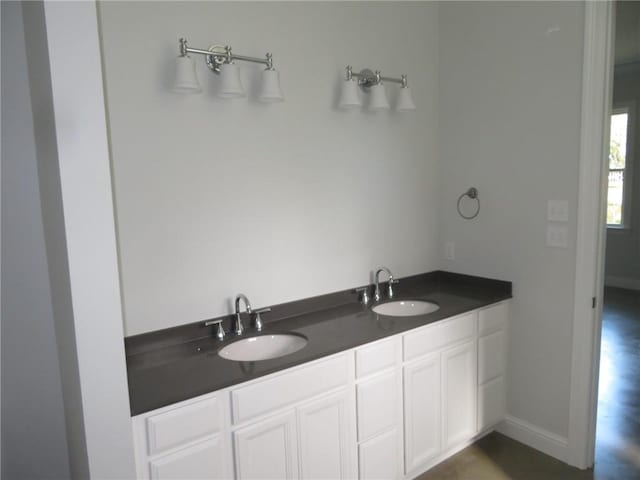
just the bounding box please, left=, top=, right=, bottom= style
left=355, top=287, right=371, bottom=305
left=254, top=307, right=271, bottom=331
left=204, top=319, right=226, bottom=341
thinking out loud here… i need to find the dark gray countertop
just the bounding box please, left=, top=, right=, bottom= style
left=126, top=271, right=511, bottom=415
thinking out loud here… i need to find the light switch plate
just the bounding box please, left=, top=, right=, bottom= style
left=546, top=224, right=568, bottom=248
left=547, top=200, right=569, bottom=222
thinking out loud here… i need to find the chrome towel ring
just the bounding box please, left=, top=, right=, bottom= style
left=457, top=187, right=480, bottom=219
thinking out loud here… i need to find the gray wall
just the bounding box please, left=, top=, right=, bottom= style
left=98, top=1, right=442, bottom=336
left=1, top=2, right=71, bottom=478
left=437, top=2, right=584, bottom=439
left=605, top=66, right=640, bottom=288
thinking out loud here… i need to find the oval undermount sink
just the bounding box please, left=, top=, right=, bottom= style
left=372, top=300, right=440, bottom=317
left=219, top=333, right=308, bottom=362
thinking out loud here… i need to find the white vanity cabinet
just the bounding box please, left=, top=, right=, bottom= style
left=477, top=301, right=509, bottom=432
left=131, top=300, right=510, bottom=480
left=402, top=312, right=477, bottom=476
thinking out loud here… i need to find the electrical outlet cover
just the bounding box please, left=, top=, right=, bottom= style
left=547, top=200, right=569, bottom=222
left=445, top=242, right=455, bottom=260
left=546, top=224, right=568, bottom=248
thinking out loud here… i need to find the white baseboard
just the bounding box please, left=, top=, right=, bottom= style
left=604, top=275, right=640, bottom=291
left=496, top=415, right=569, bottom=463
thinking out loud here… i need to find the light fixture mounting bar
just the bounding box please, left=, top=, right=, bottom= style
left=346, top=65, right=409, bottom=89
left=377, top=75, right=405, bottom=85
left=179, top=38, right=273, bottom=72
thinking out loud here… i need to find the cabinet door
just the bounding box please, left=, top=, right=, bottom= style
left=478, top=329, right=505, bottom=384
left=148, top=436, right=226, bottom=480
left=478, top=376, right=506, bottom=431
left=442, top=340, right=477, bottom=450
left=357, top=370, right=400, bottom=442
left=359, top=428, right=401, bottom=480
left=298, top=390, right=356, bottom=480
left=234, top=411, right=299, bottom=480
left=403, top=353, right=441, bottom=474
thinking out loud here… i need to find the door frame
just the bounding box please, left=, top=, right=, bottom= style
left=567, top=0, right=615, bottom=469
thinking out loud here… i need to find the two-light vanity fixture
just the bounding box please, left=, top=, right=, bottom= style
left=339, top=66, right=416, bottom=112
left=173, top=38, right=284, bottom=101
left=173, top=39, right=415, bottom=111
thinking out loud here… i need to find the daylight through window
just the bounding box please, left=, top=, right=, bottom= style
left=607, top=109, right=630, bottom=226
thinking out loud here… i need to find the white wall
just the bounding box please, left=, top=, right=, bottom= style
left=438, top=1, right=585, bottom=442
left=1, top=2, right=70, bottom=478
left=605, top=66, right=640, bottom=289
left=98, top=1, right=441, bottom=336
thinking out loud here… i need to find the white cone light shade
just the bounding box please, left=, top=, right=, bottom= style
left=258, top=69, right=284, bottom=102
left=218, top=63, right=246, bottom=98
left=368, top=83, right=390, bottom=111
left=173, top=56, right=201, bottom=93
left=397, top=87, right=416, bottom=111
left=338, top=80, right=362, bottom=108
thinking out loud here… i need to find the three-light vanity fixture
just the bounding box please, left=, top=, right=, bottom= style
left=339, top=66, right=416, bottom=112
left=173, top=38, right=284, bottom=102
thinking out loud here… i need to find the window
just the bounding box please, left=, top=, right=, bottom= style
left=606, top=104, right=634, bottom=228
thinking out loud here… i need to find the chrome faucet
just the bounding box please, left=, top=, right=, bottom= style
left=234, top=293, right=252, bottom=335
left=374, top=266, right=397, bottom=302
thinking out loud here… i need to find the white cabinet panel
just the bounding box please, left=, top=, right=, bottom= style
left=478, top=302, right=508, bottom=335
left=478, top=329, right=505, bottom=384
left=404, top=313, right=476, bottom=361
left=146, top=396, right=221, bottom=456
left=478, top=376, right=506, bottom=431
left=359, top=428, right=400, bottom=480
left=298, top=391, right=356, bottom=480
left=355, top=337, right=400, bottom=379
left=404, top=353, right=441, bottom=473
left=234, top=411, right=298, bottom=480
left=232, top=354, right=349, bottom=424
left=442, top=341, right=477, bottom=450
left=357, top=371, right=399, bottom=442
left=149, top=437, right=224, bottom=480
left=478, top=301, right=508, bottom=432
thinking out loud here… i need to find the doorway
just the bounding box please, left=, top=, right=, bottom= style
left=595, top=1, right=640, bottom=476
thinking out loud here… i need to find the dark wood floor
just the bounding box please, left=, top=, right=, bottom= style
left=417, top=287, right=640, bottom=479
left=594, top=287, right=640, bottom=479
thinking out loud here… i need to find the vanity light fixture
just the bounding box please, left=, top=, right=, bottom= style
left=339, top=66, right=416, bottom=112
left=173, top=38, right=284, bottom=102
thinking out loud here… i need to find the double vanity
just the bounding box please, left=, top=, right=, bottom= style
left=126, top=270, right=511, bottom=479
